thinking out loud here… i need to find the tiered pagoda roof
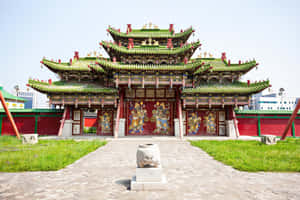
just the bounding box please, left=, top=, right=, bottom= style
left=29, top=23, right=270, bottom=108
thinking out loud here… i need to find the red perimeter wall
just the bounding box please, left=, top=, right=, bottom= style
left=294, top=119, right=300, bottom=137
left=237, top=113, right=298, bottom=137
left=1, top=110, right=300, bottom=137
left=237, top=118, right=258, bottom=136
left=0, top=111, right=63, bottom=136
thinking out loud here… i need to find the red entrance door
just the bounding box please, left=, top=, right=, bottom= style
left=126, top=101, right=173, bottom=136
left=96, top=110, right=113, bottom=136
left=186, top=110, right=218, bottom=136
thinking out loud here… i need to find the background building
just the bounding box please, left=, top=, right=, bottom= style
left=16, top=89, right=38, bottom=109
left=0, top=85, right=26, bottom=109
left=249, top=88, right=299, bottom=111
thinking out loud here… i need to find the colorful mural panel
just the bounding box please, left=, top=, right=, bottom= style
left=187, top=110, right=218, bottom=135
left=127, top=101, right=173, bottom=135
left=97, top=110, right=113, bottom=136
left=152, top=102, right=170, bottom=134
left=128, top=102, right=147, bottom=134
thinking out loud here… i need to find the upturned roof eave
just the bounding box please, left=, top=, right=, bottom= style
left=107, top=27, right=194, bottom=39
left=101, top=41, right=201, bottom=56
left=181, top=81, right=270, bottom=95
left=28, top=80, right=117, bottom=95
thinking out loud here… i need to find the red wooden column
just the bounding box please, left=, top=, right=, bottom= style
left=58, top=107, right=69, bottom=136
left=120, top=89, right=125, bottom=118
left=96, top=107, right=101, bottom=135
left=281, top=101, right=300, bottom=140
left=114, top=102, right=121, bottom=138
left=229, top=106, right=239, bottom=138
left=176, top=89, right=184, bottom=139
left=0, top=90, right=20, bottom=139
left=114, top=89, right=125, bottom=138
left=232, top=107, right=239, bottom=137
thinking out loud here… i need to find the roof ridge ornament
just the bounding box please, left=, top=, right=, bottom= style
left=142, top=22, right=159, bottom=29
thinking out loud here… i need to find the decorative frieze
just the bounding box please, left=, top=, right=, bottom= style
left=182, top=95, right=250, bottom=107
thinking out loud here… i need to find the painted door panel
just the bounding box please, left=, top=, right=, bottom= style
left=96, top=110, right=113, bottom=136
left=72, top=110, right=81, bottom=135
left=126, top=101, right=173, bottom=136
left=186, top=110, right=218, bottom=136
left=219, top=111, right=226, bottom=136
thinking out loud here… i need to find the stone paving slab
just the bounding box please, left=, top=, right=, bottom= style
left=0, top=140, right=299, bottom=200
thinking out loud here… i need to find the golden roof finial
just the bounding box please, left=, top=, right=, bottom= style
left=149, top=22, right=152, bottom=29
left=148, top=38, right=152, bottom=45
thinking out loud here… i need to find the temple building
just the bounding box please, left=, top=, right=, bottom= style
left=28, top=23, right=270, bottom=137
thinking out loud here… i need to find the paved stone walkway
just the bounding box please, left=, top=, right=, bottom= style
left=0, top=140, right=300, bottom=200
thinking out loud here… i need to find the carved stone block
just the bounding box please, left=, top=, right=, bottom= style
left=136, top=144, right=161, bottom=168
left=21, top=134, right=38, bottom=144
left=261, top=135, right=277, bottom=145
left=131, top=143, right=167, bottom=191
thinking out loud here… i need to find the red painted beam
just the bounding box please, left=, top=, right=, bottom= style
left=176, top=89, right=183, bottom=139
left=0, top=90, right=21, bottom=139
left=120, top=89, right=124, bottom=118
left=281, top=101, right=300, bottom=140
left=232, top=107, right=239, bottom=137
left=114, top=100, right=121, bottom=138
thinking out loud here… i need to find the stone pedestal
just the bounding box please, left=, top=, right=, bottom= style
left=60, top=120, right=73, bottom=137
left=131, top=144, right=167, bottom=191
left=261, top=135, right=277, bottom=145
left=118, top=118, right=125, bottom=137
left=174, top=118, right=186, bottom=137
left=174, top=119, right=180, bottom=137
left=21, top=134, right=38, bottom=144
left=131, top=168, right=167, bottom=191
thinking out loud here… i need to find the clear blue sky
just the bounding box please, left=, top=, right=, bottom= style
left=1, top=0, right=300, bottom=104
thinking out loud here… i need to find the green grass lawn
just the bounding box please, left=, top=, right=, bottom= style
left=190, top=138, right=300, bottom=172
left=0, top=136, right=107, bottom=172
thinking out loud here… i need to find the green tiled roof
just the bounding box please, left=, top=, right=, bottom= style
left=0, top=86, right=26, bottom=102
left=101, top=41, right=201, bottom=55
left=95, top=59, right=203, bottom=71
left=42, top=58, right=105, bottom=73
left=182, top=81, right=270, bottom=94
left=193, top=64, right=212, bottom=74
left=28, top=80, right=117, bottom=94
left=108, top=27, right=194, bottom=38
left=235, top=109, right=300, bottom=115
left=42, top=57, right=255, bottom=74
left=192, top=58, right=257, bottom=73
